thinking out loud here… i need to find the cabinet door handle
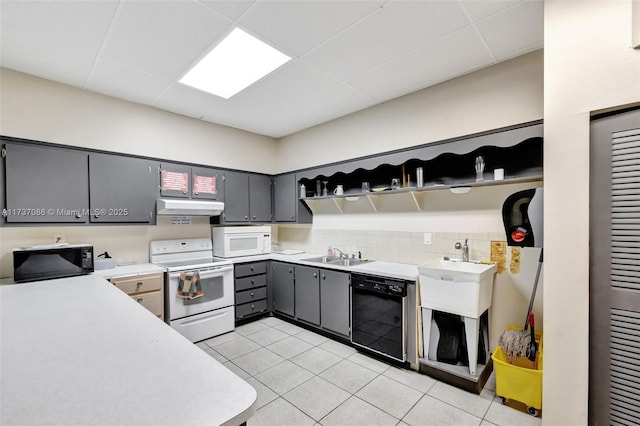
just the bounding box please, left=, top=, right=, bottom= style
left=289, top=269, right=292, bottom=274
left=136, top=282, right=143, bottom=290
left=245, top=215, right=248, bottom=219
left=252, top=215, right=256, bottom=220
left=194, top=191, right=199, bottom=195
left=136, top=298, right=143, bottom=303
left=313, top=273, right=317, bottom=278
left=322, top=274, right=326, bottom=280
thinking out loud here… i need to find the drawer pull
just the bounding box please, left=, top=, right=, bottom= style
left=136, top=282, right=143, bottom=290
left=250, top=266, right=254, bottom=271
left=137, top=298, right=143, bottom=303
left=250, top=292, right=254, bottom=297
left=251, top=304, right=255, bottom=310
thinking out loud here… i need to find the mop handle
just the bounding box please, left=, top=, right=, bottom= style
left=524, top=248, right=544, bottom=330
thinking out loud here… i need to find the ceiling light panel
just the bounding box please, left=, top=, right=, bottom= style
left=179, top=28, right=291, bottom=99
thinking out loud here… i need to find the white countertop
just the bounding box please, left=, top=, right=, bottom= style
left=92, top=263, right=167, bottom=279
left=222, top=252, right=420, bottom=281
left=0, top=275, right=256, bottom=426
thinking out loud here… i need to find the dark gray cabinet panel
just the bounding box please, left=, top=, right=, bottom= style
left=4, top=143, right=88, bottom=223
left=191, top=166, right=222, bottom=201
left=271, top=262, right=294, bottom=317
left=274, top=173, right=296, bottom=222
left=273, top=173, right=312, bottom=223
left=234, top=260, right=269, bottom=321
left=159, top=163, right=190, bottom=198
left=249, top=174, right=272, bottom=222
left=222, top=170, right=250, bottom=222
left=294, top=265, right=320, bottom=325
left=89, top=153, right=158, bottom=224
left=320, top=269, right=350, bottom=337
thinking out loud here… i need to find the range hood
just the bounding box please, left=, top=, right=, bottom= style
left=157, top=199, right=224, bottom=216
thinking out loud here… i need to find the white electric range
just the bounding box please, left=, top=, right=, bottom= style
left=150, top=238, right=234, bottom=342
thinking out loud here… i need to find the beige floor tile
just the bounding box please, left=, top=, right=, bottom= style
left=232, top=347, right=285, bottom=376
left=291, top=347, right=342, bottom=374
left=403, top=395, right=482, bottom=426
left=215, top=336, right=261, bottom=360
left=320, top=396, right=398, bottom=426
left=383, top=365, right=436, bottom=393
left=283, top=376, right=350, bottom=421
left=427, top=381, right=494, bottom=418
left=347, top=352, right=391, bottom=374
left=266, top=335, right=313, bottom=359
left=248, top=397, right=315, bottom=426
left=319, top=359, right=379, bottom=394
left=245, top=327, right=290, bottom=346
left=245, top=377, right=278, bottom=410
left=254, top=360, right=314, bottom=395
left=356, top=375, right=422, bottom=419
left=483, top=399, right=541, bottom=426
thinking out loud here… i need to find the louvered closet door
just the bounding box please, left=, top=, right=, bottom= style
left=591, top=107, right=640, bottom=426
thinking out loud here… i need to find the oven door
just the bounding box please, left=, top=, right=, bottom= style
left=167, top=264, right=234, bottom=321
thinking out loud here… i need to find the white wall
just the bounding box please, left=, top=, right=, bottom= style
left=0, top=67, right=278, bottom=278
left=0, top=68, right=278, bottom=173
left=544, top=1, right=640, bottom=424
left=277, top=51, right=543, bottom=172
left=274, top=53, right=544, bottom=351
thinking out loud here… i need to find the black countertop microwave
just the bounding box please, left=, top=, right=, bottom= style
left=13, top=244, right=94, bottom=283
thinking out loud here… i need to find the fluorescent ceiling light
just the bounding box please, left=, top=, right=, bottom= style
left=179, top=28, right=291, bottom=99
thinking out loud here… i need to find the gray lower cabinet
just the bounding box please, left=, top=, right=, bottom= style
left=89, top=153, right=158, bottom=224
left=234, top=261, right=268, bottom=321
left=271, top=262, right=295, bottom=317
left=320, top=269, right=350, bottom=337
left=3, top=142, right=89, bottom=223
left=294, top=265, right=320, bottom=325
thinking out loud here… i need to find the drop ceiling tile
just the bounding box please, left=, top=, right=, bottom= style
left=228, top=60, right=340, bottom=111
left=237, top=0, right=384, bottom=57
left=303, top=0, right=470, bottom=80
left=0, top=26, right=95, bottom=87
left=349, top=27, right=493, bottom=102
left=154, top=83, right=227, bottom=119
left=459, top=0, right=522, bottom=22
left=199, top=0, right=255, bottom=21
left=86, top=59, right=171, bottom=105
left=0, top=0, right=117, bottom=54
left=101, top=0, right=232, bottom=80
left=475, top=0, right=543, bottom=61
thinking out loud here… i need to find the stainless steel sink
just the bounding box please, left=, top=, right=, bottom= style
left=302, top=256, right=370, bottom=267
left=302, top=256, right=342, bottom=264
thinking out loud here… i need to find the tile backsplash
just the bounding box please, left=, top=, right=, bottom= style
left=275, top=227, right=506, bottom=266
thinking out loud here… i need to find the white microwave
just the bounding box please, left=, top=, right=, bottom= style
left=212, top=226, right=272, bottom=258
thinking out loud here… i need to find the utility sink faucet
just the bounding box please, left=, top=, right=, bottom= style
left=455, top=239, right=470, bottom=262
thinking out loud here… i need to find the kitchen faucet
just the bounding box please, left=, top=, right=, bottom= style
left=455, top=239, right=470, bottom=262
left=333, top=247, right=347, bottom=259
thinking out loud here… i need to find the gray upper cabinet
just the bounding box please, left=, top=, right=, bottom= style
left=249, top=174, right=272, bottom=222
left=222, top=170, right=250, bottom=222
left=294, top=265, right=321, bottom=325
left=159, top=163, right=190, bottom=198
left=271, top=262, right=295, bottom=317
left=3, top=143, right=89, bottom=223
left=89, top=153, right=158, bottom=224
left=221, top=171, right=272, bottom=223
left=273, top=173, right=312, bottom=223
left=191, top=166, right=222, bottom=201
left=320, top=269, right=350, bottom=337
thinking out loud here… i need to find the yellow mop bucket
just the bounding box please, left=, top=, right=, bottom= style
left=492, top=331, right=543, bottom=416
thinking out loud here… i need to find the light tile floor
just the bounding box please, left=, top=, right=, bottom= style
left=196, top=317, right=542, bottom=426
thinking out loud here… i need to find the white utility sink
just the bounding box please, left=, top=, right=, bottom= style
left=418, top=258, right=498, bottom=376
left=418, top=258, right=497, bottom=318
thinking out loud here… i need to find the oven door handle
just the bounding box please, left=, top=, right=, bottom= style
left=169, top=265, right=233, bottom=281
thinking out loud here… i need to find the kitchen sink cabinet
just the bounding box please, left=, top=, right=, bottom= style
left=234, top=261, right=269, bottom=322
left=159, top=162, right=223, bottom=201
left=89, top=153, right=158, bottom=224
left=271, top=261, right=295, bottom=317
left=111, top=272, right=164, bottom=319
left=273, top=173, right=312, bottom=223
left=320, top=269, right=350, bottom=337
left=294, top=265, right=320, bottom=325
left=3, top=142, right=89, bottom=223
left=219, top=170, right=272, bottom=223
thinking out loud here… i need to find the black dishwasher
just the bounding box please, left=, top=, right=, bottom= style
left=351, top=273, right=407, bottom=362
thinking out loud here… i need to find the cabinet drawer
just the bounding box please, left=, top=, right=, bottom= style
left=236, top=274, right=267, bottom=291
left=235, top=262, right=267, bottom=278
left=236, top=287, right=267, bottom=305
left=236, top=299, right=268, bottom=319
left=132, top=291, right=162, bottom=316
left=111, top=273, right=163, bottom=295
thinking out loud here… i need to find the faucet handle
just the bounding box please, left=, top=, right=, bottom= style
left=454, top=242, right=462, bottom=250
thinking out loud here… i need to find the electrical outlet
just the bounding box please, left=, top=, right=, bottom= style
left=53, top=234, right=65, bottom=244
left=423, top=232, right=432, bottom=245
